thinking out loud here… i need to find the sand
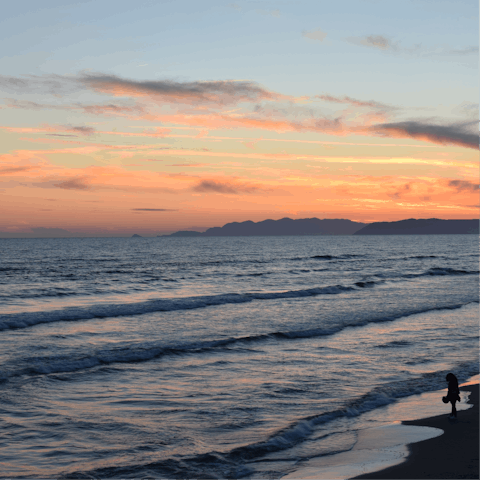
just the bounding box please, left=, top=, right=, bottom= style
left=352, top=383, right=479, bottom=479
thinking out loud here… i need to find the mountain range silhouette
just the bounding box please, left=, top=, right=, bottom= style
left=162, top=218, right=479, bottom=237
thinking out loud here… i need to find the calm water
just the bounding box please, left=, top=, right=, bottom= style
left=0, top=235, right=478, bottom=479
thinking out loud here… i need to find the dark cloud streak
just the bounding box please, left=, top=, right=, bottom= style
left=448, top=180, right=479, bottom=192
left=192, top=180, right=261, bottom=194
left=67, top=126, right=96, bottom=136
left=0, top=166, right=36, bottom=175
left=53, top=176, right=91, bottom=190
left=132, top=208, right=177, bottom=211
left=370, top=121, right=479, bottom=149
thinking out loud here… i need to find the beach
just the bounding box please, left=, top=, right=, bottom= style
left=352, top=383, right=479, bottom=479
left=283, top=383, right=478, bottom=480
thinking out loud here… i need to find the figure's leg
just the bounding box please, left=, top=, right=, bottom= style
left=451, top=400, right=457, bottom=417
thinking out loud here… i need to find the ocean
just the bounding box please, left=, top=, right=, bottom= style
left=0, top=234, right=478, bottom=479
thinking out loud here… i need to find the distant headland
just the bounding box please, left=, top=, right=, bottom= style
left=160, top=217, right=479, bottom=237
left=354, top=218, right=479, bottom=235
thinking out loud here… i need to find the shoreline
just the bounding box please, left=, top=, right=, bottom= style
left=351, top=383, right=479, bottom=479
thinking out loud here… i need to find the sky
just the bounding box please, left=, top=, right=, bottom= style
left=0, top=0, right=478, bottom=237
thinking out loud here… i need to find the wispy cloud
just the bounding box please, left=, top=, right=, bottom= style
left=0, top=74, right=79, bottom=95
left=351, top=35, right=397, bottom=51
left=5, top=98, right=146, bottom=118
left=315, top=94, right=396, bottom=110
left=348, top=36, right=478, bottom=59
left=4, top=99, right=52, bottom=110
left=302, top=29, right=327, bottom=41
left=421, top=46, right=479, bottom=57
left=192, top=179, right=262, bottom=194
left=77, top=103, right=146, bottom=117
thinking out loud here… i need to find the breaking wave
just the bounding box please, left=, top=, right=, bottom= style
left=0, top=285, right=355, bottom=331
left=1, top=303, right=475, bottom=381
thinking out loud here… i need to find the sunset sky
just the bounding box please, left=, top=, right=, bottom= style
left=1, top=0, right=478, bottom=237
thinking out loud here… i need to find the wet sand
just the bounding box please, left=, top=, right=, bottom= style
left=352, top=383, right=479, bottom=479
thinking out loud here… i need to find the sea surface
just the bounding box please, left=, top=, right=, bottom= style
left=0, top=234, right=478, bottom=479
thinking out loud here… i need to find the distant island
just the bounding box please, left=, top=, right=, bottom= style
left=160, top=217, right=479, bottom=237
left=354, top=218, right=479, bottom=235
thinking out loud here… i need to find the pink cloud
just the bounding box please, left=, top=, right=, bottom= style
left=81, top=73, right=287, bottom=105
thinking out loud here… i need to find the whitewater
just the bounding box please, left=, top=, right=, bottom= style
left=0, top=234, right=478, bottom=478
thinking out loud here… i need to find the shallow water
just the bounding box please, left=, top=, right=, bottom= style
left=0, top=235, right=478, bottom=478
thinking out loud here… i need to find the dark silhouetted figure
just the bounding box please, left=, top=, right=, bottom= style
left=442, top=373, right=460, bottom=418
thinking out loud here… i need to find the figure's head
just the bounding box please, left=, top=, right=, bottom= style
left=446, top=373, right=455, bottom=382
